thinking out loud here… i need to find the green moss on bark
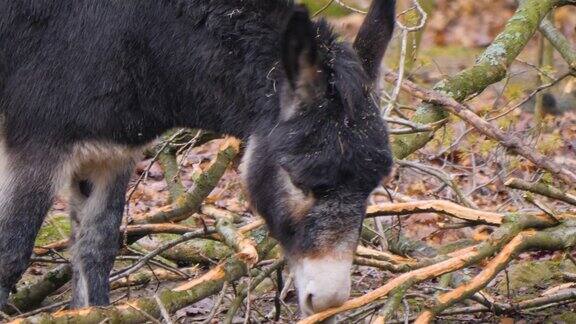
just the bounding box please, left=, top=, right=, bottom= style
left=35, top=215, right=70, bottom=246
left=391, top=0, right=557, bottom=159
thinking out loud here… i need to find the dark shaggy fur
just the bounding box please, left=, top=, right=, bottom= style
left=0, top=0, right=395, bottom=311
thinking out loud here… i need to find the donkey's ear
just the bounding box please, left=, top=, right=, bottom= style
left=281, top=6, right=324, bottom=99
left=353, top=0, right=396, bottom=82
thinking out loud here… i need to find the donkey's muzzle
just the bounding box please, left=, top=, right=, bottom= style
left=292, top=254, right=352, bottom=317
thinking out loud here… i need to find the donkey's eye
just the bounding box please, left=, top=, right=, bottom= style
left=278, top=168, right=315, bottom=219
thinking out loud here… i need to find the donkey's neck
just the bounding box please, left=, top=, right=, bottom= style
left=143, top=0, right=299, bottom=139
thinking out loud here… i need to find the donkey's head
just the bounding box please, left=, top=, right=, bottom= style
left=241, top=0, right=395, bottom=316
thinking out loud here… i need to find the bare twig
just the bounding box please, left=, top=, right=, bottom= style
left=396, top=160, right=477, bottom=208
left=383, top=70, right=576, bottom=186
left=109, top=227, right=215, bottom=283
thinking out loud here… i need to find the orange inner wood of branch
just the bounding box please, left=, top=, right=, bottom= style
left=235, top=237, right=259, bottom=266
left=414, top=311, right=434, bottom=324
left=173, top=263, right=226, bottom=292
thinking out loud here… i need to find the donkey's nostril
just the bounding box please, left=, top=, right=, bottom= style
left=305, top=293, right=315, bottom=312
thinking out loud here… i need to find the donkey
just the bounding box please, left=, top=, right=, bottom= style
left=0, top=0, right=395, bottom=316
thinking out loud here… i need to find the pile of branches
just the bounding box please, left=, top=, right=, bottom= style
left=1, top=0, right=576, bottom=323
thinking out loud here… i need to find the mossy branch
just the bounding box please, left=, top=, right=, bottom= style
left=390, top=0, right=558, bottom=159
left=157, top=150, right=185, bottom=202
left=34, top=223, right=213, bottom=257
left=12, top=231, right=276, bottom=324
left=4, top=265, right=72, bottom=316
left=384, top=70, right=576, bottom=185
left=11, top=262, right=245, bottom=324
left=506, top=177, right=576, bottom=206
left=216, top=219, right=259, bottom=267
left=135, top=137, right=241, bottom=225
left=110, top=267, right=199, bottom=291
left=223, top=259, right=285, bottom=324
left=379, top=278, right=415, bottom=322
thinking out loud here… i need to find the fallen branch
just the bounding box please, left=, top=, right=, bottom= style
left=109, top=227, right=216, bottom=283
left=353, top=256, right=412, bottom=273
left=135, top=137, right=241, bottom=225
left=142, top=129, right=220, bottom=159
left=216, top=219, right=259, bottom=267
left=298, top=213, right=559, bottom=323
left=440, top=288, right=576, bottom=316
left=396, top=159, right=477, bottom=208
left=154, top=220, right=264, bottom=265
left=300, top=248, right=481, bottom=323
left=505, top=178, right=576, bottom=206
left=223, top=259, right=285, bottom=324
left=158, top=238, right=233, bottom=265
left=122, top=223, right=202, bottom=236
left=15, top=261, right=242, bottom=324
left=154, top=294, right=174, bottom=324
left=4, top=265, right=72, bottom=315
left=366, top=200, right=503, bottom=225
left=416, top=223, right=576, bottom=322
left=378, top=278, right=415, bottom=322
left=157, top=149, right=185, bottom=201
left=20, top=229, right=206, bottom=315
left=110, top=266, right=199, bottom=290
left=355, top=245, right=416, bottom=265
left=201, top=205, right=242, bottom=223
left=416, top=231, right=535, bottom=322
left=33, top=240, right=68, bottom=256
left=34, top=223, right=204, bottom=257
left=13, top=231, right=276, bottom=324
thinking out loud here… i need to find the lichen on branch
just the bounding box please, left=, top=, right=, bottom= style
left=391, top=0, right=559, bottom=160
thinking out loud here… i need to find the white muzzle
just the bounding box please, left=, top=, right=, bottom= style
left=291, top=254, right=353, bottom=318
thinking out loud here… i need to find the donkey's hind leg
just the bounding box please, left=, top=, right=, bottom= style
left=69, top=160, right=134, bottom=308
left=0, top=148, right=60, bottom=309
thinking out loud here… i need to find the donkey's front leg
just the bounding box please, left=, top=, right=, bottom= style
left=69, top=162, right=134, bottom=308
left=0, top=149, right=60, bottom=310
